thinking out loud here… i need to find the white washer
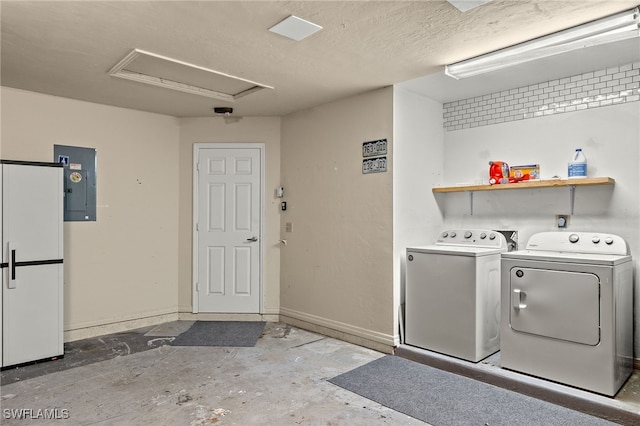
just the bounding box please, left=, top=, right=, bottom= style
left=500, top=232, right=633, bottom=396
left=405, top=229, right=508, bottom=362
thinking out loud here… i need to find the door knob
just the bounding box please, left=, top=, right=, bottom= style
left=246, top=236, right=258, bottom=242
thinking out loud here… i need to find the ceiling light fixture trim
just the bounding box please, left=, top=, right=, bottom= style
left=108, top=49, right=274, bottom=101
left=269, top=15, right=322, bottom=41
left=445, top=7, right=640, bottom=79
left=447, top=0, right=492, bottom=13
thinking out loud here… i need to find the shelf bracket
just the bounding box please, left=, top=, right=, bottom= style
left=569, top=185, right=576, bottom=215
left=469, top=191, right=474, bottom=216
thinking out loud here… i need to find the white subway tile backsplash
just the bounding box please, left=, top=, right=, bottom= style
left=443, top=62, right=640, bottom=131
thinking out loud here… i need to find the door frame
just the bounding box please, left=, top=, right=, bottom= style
left=192, top=143, right=265, bottom=314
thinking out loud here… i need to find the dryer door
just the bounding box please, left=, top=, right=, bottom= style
left=509, top=268, right=600, bottom=345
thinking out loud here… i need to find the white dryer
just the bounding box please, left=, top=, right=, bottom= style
left=405, top=229, right=508, bottom=362
left=500, top=232, right=633, bottom=396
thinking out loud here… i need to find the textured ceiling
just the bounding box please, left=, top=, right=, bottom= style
left=1, top=1, right=638, bottom=117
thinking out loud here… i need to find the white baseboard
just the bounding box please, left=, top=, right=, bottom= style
left=63, top=310, right=279, bottom=342
left=279, top=307, right=396, bottom=354
left=178, top=312, right=279, bottom=322
left=64, top=311, right=179, bottom=342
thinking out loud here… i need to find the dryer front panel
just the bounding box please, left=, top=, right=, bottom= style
left=509, top=268, right=600, bottom=345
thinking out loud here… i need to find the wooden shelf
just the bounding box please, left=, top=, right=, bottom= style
left=432, top=177, right=615, bottom=193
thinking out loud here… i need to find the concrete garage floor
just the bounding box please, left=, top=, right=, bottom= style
left=1, top=321, right=639, bottom=425
left=0, top=322, right=422, bottom=425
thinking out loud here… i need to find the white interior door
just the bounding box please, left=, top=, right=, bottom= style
left=2, top=162, right=64, bottom=367
left=194, top=145, right=262, bottom=313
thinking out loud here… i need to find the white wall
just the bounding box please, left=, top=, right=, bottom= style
left=440, top=101, right=640, bottom=356
left=1, top=88, right=180, bottom=338
left=279, top=87, right=395, bottom=352
left=392, top=87, right=445, bottom=341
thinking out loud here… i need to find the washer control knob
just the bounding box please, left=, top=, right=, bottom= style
left=450, top=231, right=456, bottom=238
left=605, top=237, right=614, bottom=245
left=569, top=234, right=580, bottom=243
left=408, top=254, right=414, bottom=261
left=516, top=270, right=524, bottom=278
left=464, top=231, right=472, bottom=239
left=480, top=232, right=487, bottom=239
left=592, top=236, right=600, bottom=244
left=489, top=233, right=496, bottom=240
left=441, top=232, right=448, bottom=238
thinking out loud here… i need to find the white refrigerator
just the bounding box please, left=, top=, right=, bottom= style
left=1, top=160, right=64, bottom=368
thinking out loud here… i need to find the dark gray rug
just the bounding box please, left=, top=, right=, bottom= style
left=170, top=321, right=265, bottom=347
left=329, top=355, right=617, bottom=426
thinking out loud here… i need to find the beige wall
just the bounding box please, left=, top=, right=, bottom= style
left=279, top=87, right=395, bottom=350
left=177, top=117, right=282, bottom=315
left=1, top=88, right=180, bottom=336
left=1, top=87, right=392, bottom=349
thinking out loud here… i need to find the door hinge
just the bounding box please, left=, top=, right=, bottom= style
left=196, top=223, right=199, bottom=232
left=195, top=282, right=199, bottom=292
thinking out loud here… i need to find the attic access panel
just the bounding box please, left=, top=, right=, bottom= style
left=109, top=49, right=273, bottom=102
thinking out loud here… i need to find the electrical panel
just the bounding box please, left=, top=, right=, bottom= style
left=54, top=145, right=97, bottom=221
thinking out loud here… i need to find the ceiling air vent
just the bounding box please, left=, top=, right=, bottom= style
left=108, top=49, right=273, bottom=102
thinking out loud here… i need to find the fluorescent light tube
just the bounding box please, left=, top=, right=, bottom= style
left=445, top=7, right=640, bottom=79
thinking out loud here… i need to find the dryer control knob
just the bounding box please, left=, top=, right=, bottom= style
left=569, top=234, right=580, bottom=243
left=489, top=233, right=496, bottom=240
left=450, top=232, right=457, bottom=238
left=480, top=232, right=487, bottom=239
left=605, top=237, right=614, bottom=245
left=592, top=236, right=601, bottom=244
left=441, top=232, right=448, bottom=238
left=408, top=254, right=414, bottom=261
left=464, top=231, right=472, bottom=239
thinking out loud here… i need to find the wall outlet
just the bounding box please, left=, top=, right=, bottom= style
left=556, top=214, right=569, bottom=228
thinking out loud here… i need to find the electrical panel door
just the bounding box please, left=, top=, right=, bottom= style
left=54, top=145, right=97, bottom=221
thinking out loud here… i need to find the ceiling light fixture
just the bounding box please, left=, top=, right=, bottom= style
left=269, top=15, right=322, bottom=41
left=447, top=0, right=492, bottom=13
left=445, top=7, right=640, bottom=79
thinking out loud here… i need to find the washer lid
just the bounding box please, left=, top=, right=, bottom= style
left=502, top=250, right=631, bottom=266
left=408, top=245, right=505, bottom=257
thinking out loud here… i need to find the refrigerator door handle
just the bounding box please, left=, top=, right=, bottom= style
left=8, top=243, right=17, bottom=288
